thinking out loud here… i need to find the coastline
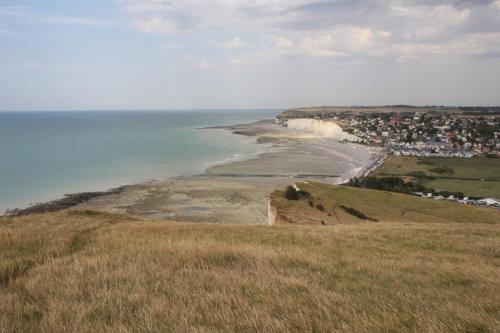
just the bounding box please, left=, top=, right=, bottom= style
left=4, top=118, right=382, bottom=222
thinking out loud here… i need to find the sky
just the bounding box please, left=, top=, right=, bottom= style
left=1, top=0, right=500, bottom=111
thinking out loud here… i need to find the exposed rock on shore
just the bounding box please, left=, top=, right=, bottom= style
left=287, top=118, right=361, bottom=142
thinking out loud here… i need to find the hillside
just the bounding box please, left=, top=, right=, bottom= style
left=270, top=182, right=500, bottom=225
left=1, top=207, right=500, bottom=332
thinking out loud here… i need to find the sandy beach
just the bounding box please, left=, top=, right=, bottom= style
left=73, top=119, right=382, bottom=224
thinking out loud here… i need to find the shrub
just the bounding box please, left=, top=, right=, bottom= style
left=316, top=204, right=324, bottom=212
left=347, top=176, right=426, bottom=195
left=405, top=171, right=426, bottom=178
left=428, top=167, right=453, bottom=175
left=298, top=190, right=310, bottom=198
left=308, top=200, right=314, bottom=207
left=339, top=205, right=378, bottom=222
left=417, top=159, right=434, bottom=165
left=284, top=186, right=299, bottom=200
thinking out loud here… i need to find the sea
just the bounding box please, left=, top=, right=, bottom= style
left=0, top=110, right=278, bottom=213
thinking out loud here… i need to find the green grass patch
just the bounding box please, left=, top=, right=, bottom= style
left=375, top=156, right=500, bottom=198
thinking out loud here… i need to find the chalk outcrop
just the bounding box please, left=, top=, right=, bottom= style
left=268, top=200, right=294, bottom=225
left=287, top=118, right=360, bottom=142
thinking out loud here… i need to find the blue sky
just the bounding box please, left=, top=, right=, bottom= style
left=1, top=0, right=500, bottom=110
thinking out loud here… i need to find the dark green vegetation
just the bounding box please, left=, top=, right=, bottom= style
left=284, top=185, right=299, bottom=200
left=347, top=176, right=467, bottom=200
left=428, top=166, right=453, bottom=175
left=339, top=205, right=378, bottom=222
left=348, top=176, right=425, bottom=194
left=375, top=155, right=500, bottom=198
left=284, top=185, right=311, bottom=201
left=1, top=208, right=500, bottom=332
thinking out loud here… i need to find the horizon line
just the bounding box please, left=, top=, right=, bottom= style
left=1, top=105, right=500, bottom=113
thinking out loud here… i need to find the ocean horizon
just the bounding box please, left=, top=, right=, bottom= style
left=0, top=110, right=278, bottom=213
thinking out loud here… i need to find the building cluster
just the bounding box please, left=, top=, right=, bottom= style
left=331, top=112, right=500, bottom=157
left=413, top=192, right=500, bottom=209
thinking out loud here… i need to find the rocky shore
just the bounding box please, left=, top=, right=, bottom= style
left=4, top=187, right=127, bottom=217
left=4, top=118, right=382, bottom=223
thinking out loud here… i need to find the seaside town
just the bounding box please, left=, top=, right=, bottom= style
left=347, top=112, right=499, bottom=208
left=351, top=113, right=499, bottom=158
left=278, top=108, right=500, bottom=209
left=281, top=109, right=500, bottom=158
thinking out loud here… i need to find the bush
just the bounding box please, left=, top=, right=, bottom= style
left=308, top=200, right=314, bottom=207
left=339, top=205, right=378, bottom=222
left=298, top=190, right=310, bottom=198
left=405, top=171, right=427, bottom=178
left=284, top=186, right=299, bottom=200
left=428, top=167, right=453, bottom=175
left=316, top=204, right=324, bottom=212
left=347, top=176, right=426, bottom=195
left=417, top=159, right=434, bottom=165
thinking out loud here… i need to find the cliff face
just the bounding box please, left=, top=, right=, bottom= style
left=267, top=200, right=294, bottom=225
left=287, top=118, right=361, bottom=142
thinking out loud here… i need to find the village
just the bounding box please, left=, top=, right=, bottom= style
left=330, top=110, right=500, bottom=158
left=412, top=191, right=499, bottom=209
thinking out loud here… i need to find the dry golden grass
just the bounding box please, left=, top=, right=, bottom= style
left=1, top=209, right=500, bottom=332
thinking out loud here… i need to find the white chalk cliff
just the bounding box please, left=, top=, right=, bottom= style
left=287, top=118, right=361, bottom=142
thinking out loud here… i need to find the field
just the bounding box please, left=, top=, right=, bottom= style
left=374, top=155, right=500, bottom=198
left=1, top=201, right=500, bottom=332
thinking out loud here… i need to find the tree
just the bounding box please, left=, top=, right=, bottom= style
left=284, top=185, right=299, bottom=200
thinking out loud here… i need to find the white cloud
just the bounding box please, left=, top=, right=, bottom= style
left=208, top=37, right=249, bottom=49
left=121, top=0, right=174, bottom=12
left=183, top=55, right=218, bottom=69
left=229, top=50, right=266, bottom=65
left=120, top=0, right=500, bottom=63
left=274, top=36, right=294, bottom=49
left=298, top=34, right=339, bottom=57
left=396, top=54, right=419, bottom=63
left=132, top=17, right=176, bottom=33
left=378, top=30, right=392, bottom=39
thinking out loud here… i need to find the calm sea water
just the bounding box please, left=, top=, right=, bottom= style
left=0, top=110, right=278, bottom=212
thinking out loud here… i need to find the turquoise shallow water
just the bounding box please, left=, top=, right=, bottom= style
left=0, top=110, right=278, bottom=212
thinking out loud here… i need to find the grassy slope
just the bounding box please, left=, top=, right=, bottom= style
left=271, top=183, right=500, bottom=225
left=374, top=156, right=500, bottom=198
left=1, top=208, right=500, bottom=332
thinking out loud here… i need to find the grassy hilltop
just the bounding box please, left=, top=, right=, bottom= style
left=1, top=195, right=500, bottom=332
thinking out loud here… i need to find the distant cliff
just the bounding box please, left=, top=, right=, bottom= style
left=286, top=118, right=361, bottom=142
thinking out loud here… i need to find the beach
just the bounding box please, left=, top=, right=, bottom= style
left=74, top=119, right=382, bottom=224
